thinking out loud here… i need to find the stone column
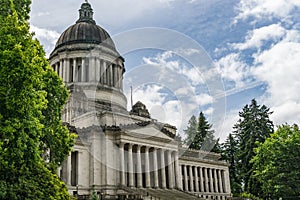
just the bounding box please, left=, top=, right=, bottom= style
left=103, top=61, right=107, bottom=84
left=109, top=63, right=113, bottom=86
left=224, top=169, right=231, bottom=194
left=89, top=57, right=96, bottom=82
left=199, top=167, right=204, bottom=192
left=128, top=144, right=134, bottom=187
left=214, top=169, right=219, bottom=193
left=189, top=166, right=194, bottom=192
left=96, top=58, right=100, bottom=83
left=209, top=168, right=214, bottom=192
left=119, top=143, right=125, bottom=186
left=115, top=66, right=120, bottom=88
left=153, top=148, right=159, bottom=188
left=218, top=169, right=223, bottom=193
left=59, top=60, right=63, bottom=79
left=194, top=166, right=199, bottom=192
left=65, top=58, right=70, bottom=83
left=55, top=63, right=58, bottom=73
left=73, top=58, right=77, bottom=82
left=204, top=168, right=209, bottom=192
left=167, top=150, right=174, bottom=189
left=183, top=165, right=188, bottom=191
left=136, top=145, right=142, bottom=188
left=174, top=152, right=182, bottom=190
left=67, top=155, right=71, bottom=186
left=145, top=146, right=151, bottom=188
left=81, top=58, right=86, bottom=82
left=160, top=149, right=166, bottom=189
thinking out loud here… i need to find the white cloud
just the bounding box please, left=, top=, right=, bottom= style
left=143, top=51, right=204, bottom=85
left=194, top=93, right=214, bottom=106
left=252, top=29, right=300, bottom=126
left=30, top=25, right=60, bottom=56
left=232, top=24, right=286, bottom=50
left=216, top=53, right=250, bottom=88
left=234, top=0, right=300, bottom=23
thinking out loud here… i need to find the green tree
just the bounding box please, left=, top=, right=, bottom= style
left=221, top=134, right=242, bottom=195
left=234, top=99, right=273, bottom=196
left=184, top=112, right=220, bottom=152
left=184, top=115, right=197, bottom=147
left=0, top=0, right=74, bottom=199
left=252, top=124, right=300, bottom=199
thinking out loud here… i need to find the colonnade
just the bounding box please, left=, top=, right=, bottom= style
left=119, top=143, right=182, bottom=190
left=52, top=57, right=123, bottom=89
left=181, top=164, right=229, bottom=195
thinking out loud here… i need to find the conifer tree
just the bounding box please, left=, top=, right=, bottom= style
left=184, top=112, right=220, bottom=152
left=233, top=99, right=273, bottom=196
left=221, top=134, right=242, bottom=195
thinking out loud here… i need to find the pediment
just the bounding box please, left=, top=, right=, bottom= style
left=124, top=124, right=174, bottom=141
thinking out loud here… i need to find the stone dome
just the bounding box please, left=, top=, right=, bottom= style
left=53, top=2, right=116, bottom=51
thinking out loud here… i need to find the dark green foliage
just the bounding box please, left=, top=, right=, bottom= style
left=0, top=0, right=75, bottom=199
left=89, top=191, right=99, bottom=200
left=184, top=112, right=220, bottom=152
left=221, top=134, right=242, bottom=195
left=233, top=99, right=273, bottom=196
left=252, top=124, right=300, bottom=199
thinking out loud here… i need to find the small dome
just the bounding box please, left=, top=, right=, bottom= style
left=130, top=101, right=151, bottom=118
left=53, top=2, right=115, bottom=51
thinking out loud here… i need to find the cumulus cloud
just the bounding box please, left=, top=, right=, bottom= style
left=234, top=0, right=300, bottom=23
left=252, top=32, right=300, bottom=125
left=215, top=53, right=250, bottom=88
left=232, top=24, right=286, bottom=50
left=143, top=51, right=204, bottom=85
left=215, top=0, right=300, bottom=134
left=126, top=50, right=217, bottom=132
left=30, top=25, right=60, bottom=56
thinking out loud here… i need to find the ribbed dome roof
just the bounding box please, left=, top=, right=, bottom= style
left=53, top=2, right=115, bottom=50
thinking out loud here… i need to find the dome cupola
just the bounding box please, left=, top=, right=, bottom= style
left=49, top=1, right=127, bottom=125
left=76, top=1, right=96, bottom=24
left=50, top=1, right=116, bottom=56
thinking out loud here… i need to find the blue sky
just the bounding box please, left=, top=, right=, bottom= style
left=30, top=0, right=300, bottom=141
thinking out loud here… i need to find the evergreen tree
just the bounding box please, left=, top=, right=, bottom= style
left=234, top=99, right=273, bottom=196
left=184, top=115, right=197, bottom=148
left=184, top=112, right=220, bottom=152
left=0, top=0, right=75, bottom=198
left=221, top=134, right=242, bottom=195
left=252, top=124, right=300, bottom=199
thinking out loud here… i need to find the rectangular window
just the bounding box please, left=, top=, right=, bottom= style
left=71, top=151, right=78, bottom=186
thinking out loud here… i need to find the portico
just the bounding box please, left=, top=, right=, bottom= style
left=119, top=142, right=180, bottom=190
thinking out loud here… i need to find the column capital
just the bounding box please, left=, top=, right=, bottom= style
left=144, top=145, right=150, bottom=151
left=119, top=142, right=125, bottom=148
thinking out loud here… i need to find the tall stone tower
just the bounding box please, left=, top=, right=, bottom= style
left=49, top=1, right=127, bottom=128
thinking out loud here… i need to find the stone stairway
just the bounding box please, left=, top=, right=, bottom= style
left=140, top=188, right=204, bottom=200
left=118, top=186, right=205, bottom=200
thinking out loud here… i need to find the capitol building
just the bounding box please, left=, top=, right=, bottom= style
left=49, top=2, right=231, bottom=199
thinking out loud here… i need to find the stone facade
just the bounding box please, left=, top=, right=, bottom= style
left=50, top=2, right=231, bottom=200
